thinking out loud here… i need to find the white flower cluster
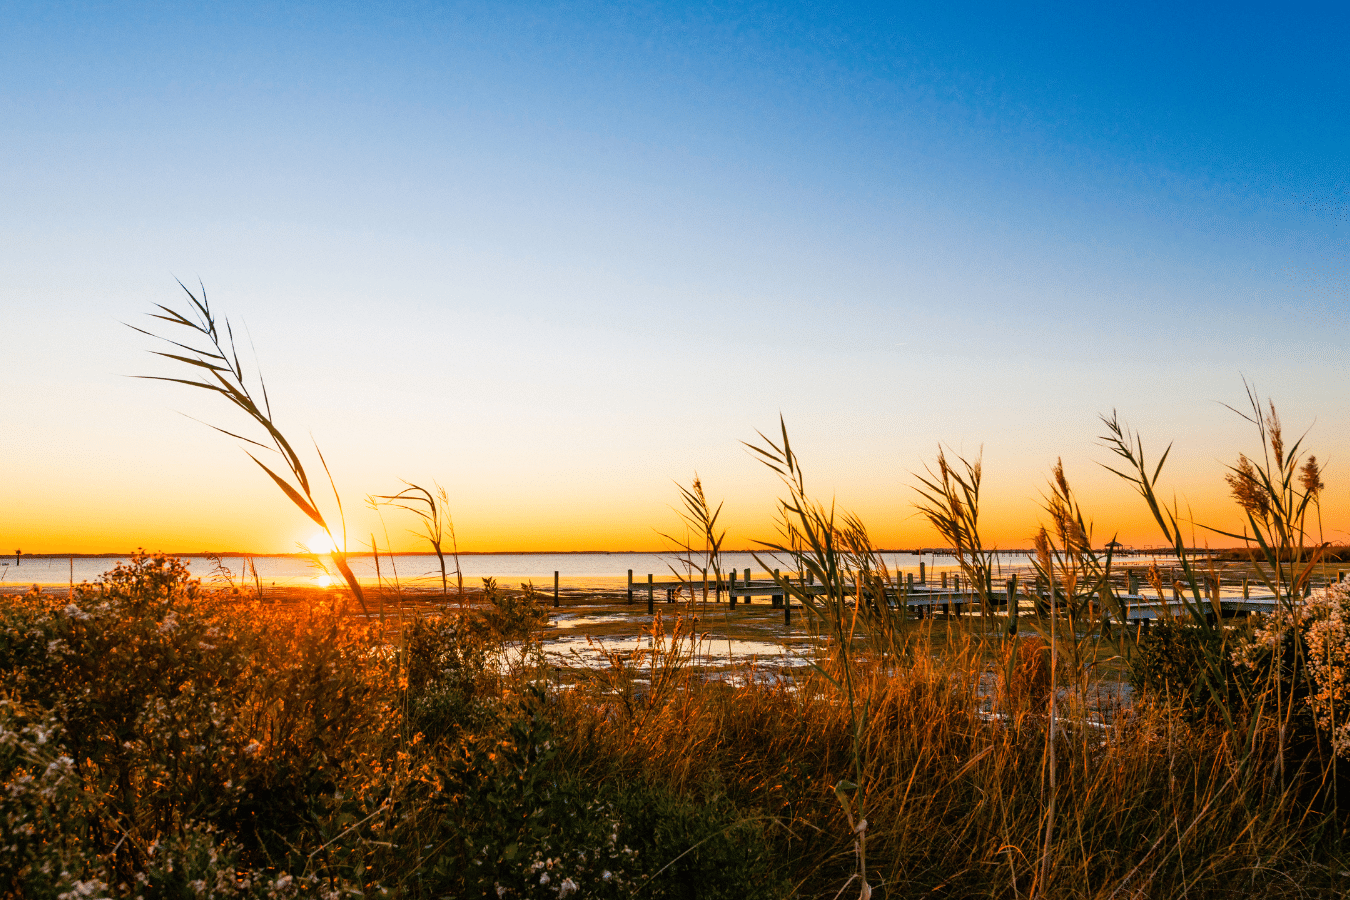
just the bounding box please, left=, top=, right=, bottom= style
left=1303, top=580, right=1350, bottom=757
left=487, top=799, right=638, bottom=898
left=0, top=701, right=100, bottom=898
left=1234, top=579, right=1350, bottom=758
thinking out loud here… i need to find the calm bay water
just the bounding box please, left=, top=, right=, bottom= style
left=0, top=550, right=1039, bottom=591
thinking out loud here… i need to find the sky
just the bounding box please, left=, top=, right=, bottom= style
left=2, top=1, right=1347, bottom=555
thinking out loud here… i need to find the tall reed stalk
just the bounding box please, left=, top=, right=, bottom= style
left=371, top=481, right=463, bottom=604
left=1099, top=411, right=1238, bottom=732
left=1210, top=384, right=1329, bottom=784
left=1099, top=394, right=1325, bottom=782
left=132, top=283, right=367, bottom=612
left=659, top=474, right=726, bottom=606
left=913, top=447, right=996, bottom=631
left=747, top=418, right=909, bottom=899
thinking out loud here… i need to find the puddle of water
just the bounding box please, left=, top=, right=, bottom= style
left=552, top=613, right=632, bottom=629
left=541, top=632, right=819, bottom=671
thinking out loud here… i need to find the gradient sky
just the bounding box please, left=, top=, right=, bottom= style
left=3, top=1, right=1347, bottom=555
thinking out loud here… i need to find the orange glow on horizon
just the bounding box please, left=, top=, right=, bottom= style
left=5, top=447, right=1347, bottom=556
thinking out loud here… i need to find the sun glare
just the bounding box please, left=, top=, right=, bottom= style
left=313, top=574, right=336, bottom=588
left=304, top=530, right=339, bottom=555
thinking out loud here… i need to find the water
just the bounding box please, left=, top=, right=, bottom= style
left=0, top=550, right=1042, bottom=590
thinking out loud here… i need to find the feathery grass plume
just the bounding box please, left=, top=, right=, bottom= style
left=1213, top=381, right=1326, bottom=597
left=1034, top=459, right=1124, bottom=643
left=371, top=481, right=463, bottom=603
left=1209, top=382, right=1330, bottom=785
left=1300, top=454, right=1325, bottom=499
left=747, top=417, right=906, bottom=663
left=912, top=447, right=996, bottom=630
left=131, top=282, right=367, bottom=613
left=1226, top=454, right=1271, bottom=522
left=1302, top=455, right=1328, bottom=582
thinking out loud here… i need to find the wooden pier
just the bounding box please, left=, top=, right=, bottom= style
left=595, top=566, right=1349, bottom=631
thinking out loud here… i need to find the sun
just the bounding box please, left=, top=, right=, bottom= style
left=313, top=574, right=336, bottom=588
left=304, top=529, right=339, bottom=555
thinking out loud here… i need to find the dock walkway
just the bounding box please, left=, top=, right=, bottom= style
left=603, top=566, right=1346, bottom=630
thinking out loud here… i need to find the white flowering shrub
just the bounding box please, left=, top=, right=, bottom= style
left=1301, top=580, right=1350, bottom=758
left=0, top=701, right=107, bottom=899
left=0, top=555, right=780, bottom=899
left=1228, top=578, right=1350, bottom=761
left=0, top=555, right=395, bottom=895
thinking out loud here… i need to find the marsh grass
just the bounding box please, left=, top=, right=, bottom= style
left=46, top=290, right=1342, bottom=896
left=4, top=547, right=1346, bottom=899
left=660, top=474, right=726, bottom=608
left=913, top=447, right=996, bottom=630
left=370, top=482, right=464, bottom=604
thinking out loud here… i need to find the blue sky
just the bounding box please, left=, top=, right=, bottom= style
left=3, top=2, right=1347, bottom=552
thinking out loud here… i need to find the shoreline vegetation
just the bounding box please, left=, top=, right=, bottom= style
left=6, top=550, right=1350, bottom=899
left=13, top=547, right=1350, bottom=560
left=3, top=288, right=1347, bottom=898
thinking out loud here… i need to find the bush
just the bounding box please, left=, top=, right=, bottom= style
left=412, top=689, right=783, bottom=899
left=0, top=555, right=393, bottom=893
left=403, top=613, right=492, bottom=742
left=1129, top=619, right=1247, bottom=718
left=0, top=556, right=784, bottom=899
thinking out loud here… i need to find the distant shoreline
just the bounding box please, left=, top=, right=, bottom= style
left=9, top=548, right=1039, bottom=558
left=8, top=548, right=1281, bottom=559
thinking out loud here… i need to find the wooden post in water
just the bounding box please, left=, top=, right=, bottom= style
left=627, top=569, right=634, bottom=604
left=647, top=574, right=654, bottom=615
left=553, top=571, right=559, bottom=608
left=1007, top=575, right=1018, bottom=635
left=729, top=569, right=738, bottom=609
left=1243, top=575, right=1249, bottom=600
left=772, top=568, right=782, bottom=608
left=743, top=568, right=752, bottom=604
left=1128, top=570, right=1139, bottom=596
left=920, top=560, right=926, bottom=584
left=702, top=567, right=708, bottom=604
left=941, top=572, right=948, bottom=589
left=896, top=569, right=906, bottom=626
